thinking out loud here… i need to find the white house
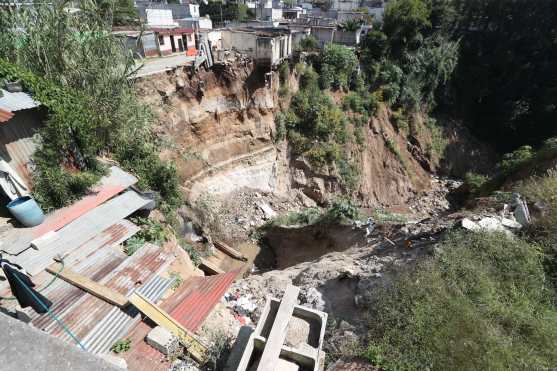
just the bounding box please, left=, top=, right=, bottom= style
left=146, top=8, right=178, bottom=27
left=221, top=27, right=292, bottom=65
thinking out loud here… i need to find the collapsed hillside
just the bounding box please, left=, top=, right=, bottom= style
left=136, top=60, right=490, bottom=215
left=131, top=60, right=508, bottom=369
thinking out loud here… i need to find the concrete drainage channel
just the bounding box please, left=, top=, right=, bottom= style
left=226, top=285, right=327, bottom=371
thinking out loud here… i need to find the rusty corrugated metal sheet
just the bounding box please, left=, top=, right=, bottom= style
left=122, top=270, right=240, bottom=371
left=123, top=319, right=171, bottom=371
left=0, top=108, right=13, bottom=123
left=33, top=243, right=173, bottom=344
left=81, top=275, right=175, bottom=355
left=0, top=108, right=41, bottom=186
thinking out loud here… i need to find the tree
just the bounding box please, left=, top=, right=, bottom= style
left=319, top=44, right=359, bottom=90
left=383, top=0, right=431, bottom=57
left=299, top=35, right=319, bottom=51
left=448, top=0, right=557, bottom=151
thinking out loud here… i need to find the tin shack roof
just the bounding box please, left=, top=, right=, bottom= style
left=0, top=108, right=14, bottom=123
left=0, top=88, right=40, bottom=112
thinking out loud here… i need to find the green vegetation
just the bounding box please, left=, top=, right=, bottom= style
left=362, top=0, right=459, bottom=110
left=96, top=0, right=138, bottom=25
left=325, top=198, right=360, bottom=222
left=371, top=209, right=409, bottom=224
left=463, top=172, right=488, bottom=194
left=263, top=198, right=361, bottom=229
left=425, top=116, right=447, bottom=157
left=449, top=1, right=557, bottom=152
left=284, top=66, right=347, bottom=168
left=385, top=138, right=407, bottom=170
left=364, top=231, right=557, bottom=370
left=298, top=35, right=319, bottom=52
left=0, top=1, right=181, bottom=212
left=111, top=338, right=131, bottom=353
left=319, top=44, right=359, bottom=90
left=169, top=271, right=183, bottom=291
left=132, top=217, right=169, bottom=245
left=264, top=207, right=323, bottom=227
left=520, top=171, right=557, bottom=290
left=203, top=329, right=233, bottom=371
left=497, top=145, right=534, bottom=174
left=200, top=1, right=254, bottom=23
left=124, top=217, right=169, bottom=256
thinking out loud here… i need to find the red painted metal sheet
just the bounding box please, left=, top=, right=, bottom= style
left=163, top=269, right=240, bottom=332
left=33, top=185, right=126, bottom=237
left=0, top=108, right=13, bottom=123
left=1, top=166, right=138, bottom=256
left=120, top=270, right=239, bottom=371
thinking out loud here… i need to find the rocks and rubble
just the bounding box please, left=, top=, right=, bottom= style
left=459, top=194, right=531, bottom=237
left=146, top=326, right=180, bottom=356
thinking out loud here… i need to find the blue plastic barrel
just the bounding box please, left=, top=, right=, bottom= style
left=7, top=196, right=45, bottom=227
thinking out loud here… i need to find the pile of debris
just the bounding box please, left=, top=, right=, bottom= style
left=460, top=192, right=530, bottom=236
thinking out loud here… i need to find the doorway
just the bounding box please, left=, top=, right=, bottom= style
left=178, top=38, right=184, bottom=52
left=170, top=35, right=176, bottom=53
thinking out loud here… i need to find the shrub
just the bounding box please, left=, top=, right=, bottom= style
left=124, top=236, right=145, bottom=256
left=497, top=145, right=534, bottom=174
left=111, top=339, right=131, bottom=353
left=337, top=158, right=360, bottom=190
left=267, top=208, right=323, bottom=227
left=278, top=85, right=289, bottom=97
left=299, top=35, right=319, bottom=51
left=0, top=5, right=182, bottom=213
left=278, top=61, right=290, bottom=85
left=343, top=92, right=365, bottom=114
left=385, top=138, right=406, bottom=169
left=519, top=170, right=557, bottom=289
left=132, top=217, right=169, bottom=245
left=325, top=197, right=360, bottom=221
left=319, top=43, right=359, bottom=90
left=425, top=116, right=448, bottom=157
left=464, top=172, right=488, bottom=194
left=364, top=231, right=557, bottom=370
left=274, top=112, right=287, bottom=142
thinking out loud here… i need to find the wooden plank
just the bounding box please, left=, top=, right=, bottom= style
left=128, top=292, right=207, bottom=363
left=199, top=258, right=225, bottom=275
left=1, top=166, right=137, bottom=255
left=214, top=240, right=247, bottom=261
left=257, top=284, right=300, bottom=371
left=13, top=190, right=150, bottom=275
left=46, top=262, right=128, bottom=307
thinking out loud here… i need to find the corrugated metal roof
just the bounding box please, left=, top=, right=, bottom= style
left=163, top=269, right=239, bottom=332
left=0, top=108, right=41, bottom=187
left=2, top=167, right=138, bottom=256
left=12, top=191, right=150, bottom=275
left=0, top=108, right=14, bottom=123
left=0, top=89, right=40, bottom=112
left=31, top=243, right=174, bottom=345
left=122, top=270, right=240, bottom=371
left=81, top=274, right=175, bottom=355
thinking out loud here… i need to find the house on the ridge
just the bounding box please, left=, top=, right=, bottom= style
left=151, top=27, right=196, bottom=56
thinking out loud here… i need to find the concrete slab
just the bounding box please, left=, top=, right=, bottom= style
left=0, top=313, right=122, bottom=371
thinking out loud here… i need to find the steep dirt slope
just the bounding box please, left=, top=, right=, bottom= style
left=135, top=61, right=488, bottom=211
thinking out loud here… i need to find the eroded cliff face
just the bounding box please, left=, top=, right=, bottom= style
left=135, top=61, right=482, bottom=209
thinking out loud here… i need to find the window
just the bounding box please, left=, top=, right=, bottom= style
left=158, top=35, right=165, bottom=45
